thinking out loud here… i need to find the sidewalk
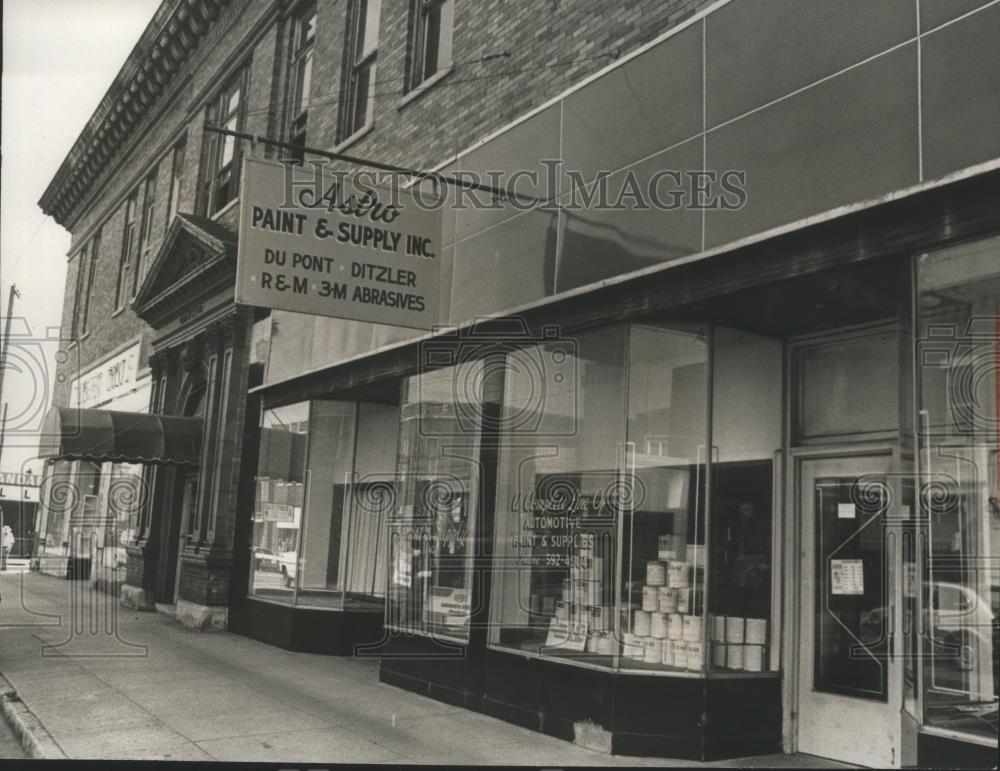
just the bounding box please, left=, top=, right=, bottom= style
left=0, top=571, right=846, bottom=765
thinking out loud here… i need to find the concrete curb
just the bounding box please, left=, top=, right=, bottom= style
left=0, top=676, right=67, bottom=759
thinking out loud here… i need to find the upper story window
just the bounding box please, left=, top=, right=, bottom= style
left=408, top=0, right=454, bottom=90
left=70, top=237, right=98, bottom=340
left=134, top=169, right=158, bottom=297
left=287, top=3, right=317, bottom=163
left=80, top=229, right=100, bottom=335
left=166, top=137, right=187, bottom=225
left=114, top=192, right=138, bottom=311
left=202, top=69, right=248, bottom=215
left=341, top=0, right=380, bottom=141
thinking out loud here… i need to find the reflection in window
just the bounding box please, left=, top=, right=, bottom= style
left=917, top=237, right=1000, bottom=743
left=488, top=324, right=765, bottom=675
left=250, top=399, right=399, bottom=609
left=621, top=324, right=709, bottom=673
left=387, top=361, right=483, bottom=641
left=490, top=327, right=625, bottom=663
left=107, top=463, right=143, bottom=576
left=251, top=403, right=308, bottom=604
left=38, top=461, right=75, bottom=558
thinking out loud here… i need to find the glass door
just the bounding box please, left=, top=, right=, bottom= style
left=796, top=453, right=901, bottom=767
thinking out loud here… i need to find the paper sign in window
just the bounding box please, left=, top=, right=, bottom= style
left=831, top=559, right=864, bottom=595
left=837, top=502, right=856, bottom=519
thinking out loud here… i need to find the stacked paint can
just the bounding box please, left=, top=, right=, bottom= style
left=708, top=615, right=769, bottom=671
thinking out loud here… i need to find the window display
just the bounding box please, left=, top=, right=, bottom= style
left=916, top=237, right=1000, bottom=743
left=489, top=323, right=779, bottom=675
left=490, top=326, right=625, bottom=662
left=619, top=324, right=709, bottom=673
left=387, top=360, right=483, bottom=641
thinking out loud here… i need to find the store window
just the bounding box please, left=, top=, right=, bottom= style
left=296, top=401, right=358, bottom=607
left=707, top=327, right=782, bottom=673
left=489, top=323, right=779, bottom=675
left=387, top=360, right=483, bottom=641
left=408, top=0, right=454, bottom=90
left=916, top=236, right=1000, bottom=743
left=251, top=403, right=308, bottom=604
left=490, top=327, right=626, bottom=661
left=341, top=0, right=380, bottom=140
left=38, top=460, right=75, bottom=558
left=105, top=463, right=142, bottom=578
left=250, top=399, right=399, bottom=608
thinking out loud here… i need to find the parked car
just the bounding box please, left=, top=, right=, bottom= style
left=252, top=547, right=279, bottom=572
left=929, top=581, right=996, bottom=674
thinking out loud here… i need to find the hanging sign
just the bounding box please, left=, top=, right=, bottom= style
left=830, top=558, right=865, bottom=595
left=236, top=158, right=441, bottom=330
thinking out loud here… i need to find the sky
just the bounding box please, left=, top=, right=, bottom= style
left=1, top=0, right=161, bottom=476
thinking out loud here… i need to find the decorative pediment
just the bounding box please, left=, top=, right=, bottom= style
left=134, top=213, right=238, bottom=325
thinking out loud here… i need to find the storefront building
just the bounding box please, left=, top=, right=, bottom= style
left=248, top=0, right=1000, bottom=766
left=36, top=341, right=151, bottom=589
left=32, top=0, right=998, bottom=765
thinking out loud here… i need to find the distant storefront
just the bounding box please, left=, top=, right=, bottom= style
left=0, top=471, right=41, bottom=559
left=36, top=340, right=150, bottom=586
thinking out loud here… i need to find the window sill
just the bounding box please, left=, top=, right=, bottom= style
left=397, top=65, right=454, bottom=111
left=333, top=123, right=374, bottom=154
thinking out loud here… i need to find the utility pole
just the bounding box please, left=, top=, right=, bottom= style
left=0, top=284, right=21, bottom=470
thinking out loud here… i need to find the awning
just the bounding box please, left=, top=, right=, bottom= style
left=38, top=406, right=203, bottom=467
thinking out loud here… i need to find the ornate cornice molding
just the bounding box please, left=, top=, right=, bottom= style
left=37, top=0, right=247, bottom=228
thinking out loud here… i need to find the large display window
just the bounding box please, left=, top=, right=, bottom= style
left=489, top=323, right=781, bottom=675
left=250, top=399, right=397, bottom=609
left=916, top=236, right=1000, bottom=743
left=386, top=360, right=484, bottom=641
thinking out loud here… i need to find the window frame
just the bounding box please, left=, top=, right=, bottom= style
left=202, top=68, right=248, bottom=216
left=114, top=191, right=138, bottom=312
left=408, top=0, right=454, bottom=92
left=69, top=242, right=88, bottom=340
left=286, top=2, right=317, bottom=163
left=133, top=169, right=158, bottom=297
left=79, top=229, right=100, bottom=336
left=340, top=0, right=380, bottom=142
left=166, top=137, right=187, bottom=226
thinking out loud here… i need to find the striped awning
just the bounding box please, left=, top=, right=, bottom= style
left=38, top=406, right=202, bottom=467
